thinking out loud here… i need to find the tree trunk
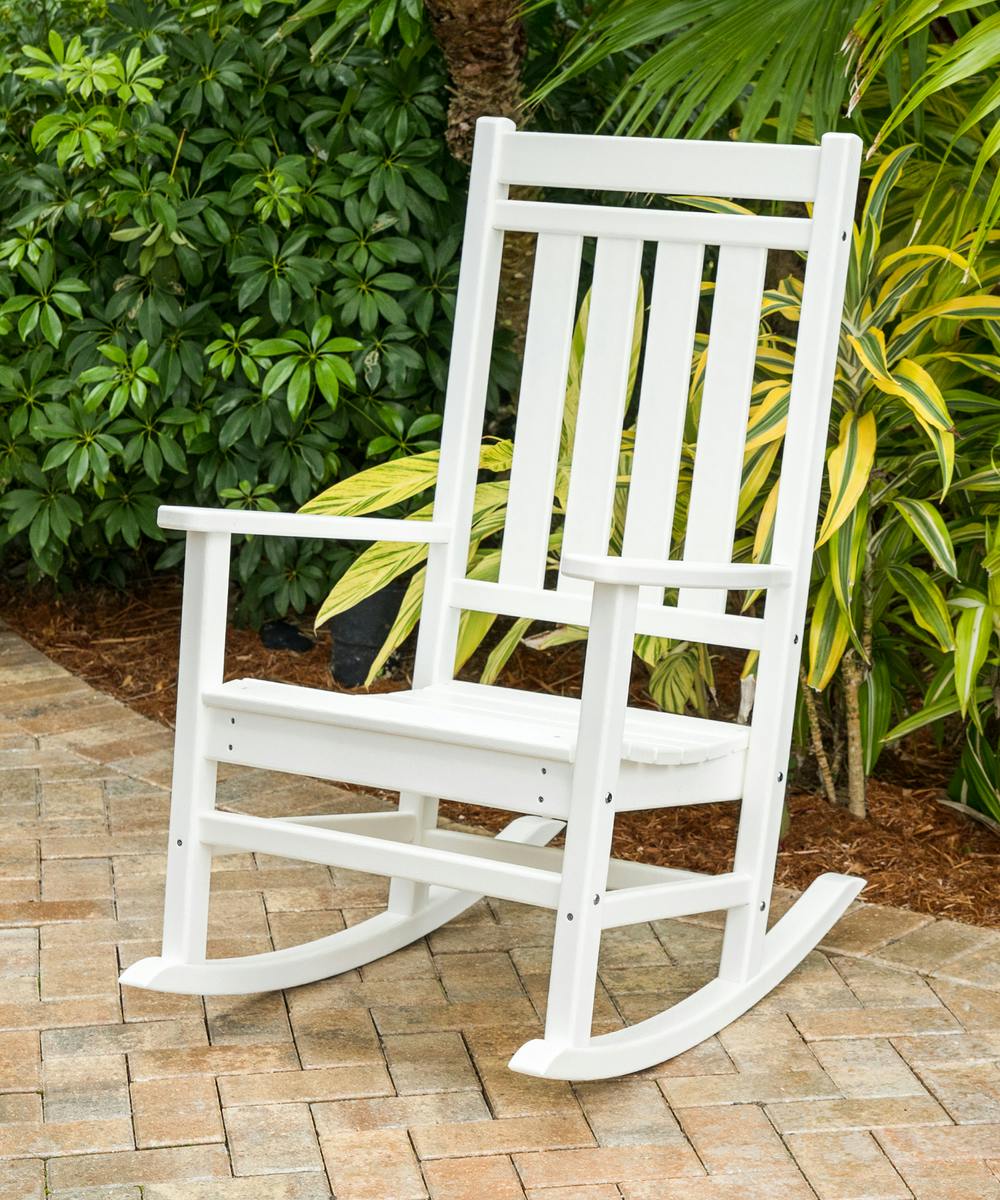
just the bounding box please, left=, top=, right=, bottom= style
left=841, top=650, right=867, bottom=819
left=800, top=667, right=840, bottom=807
left=424, top=0, right=524, bottom=163
left=425, top=0, right=535, bottom=353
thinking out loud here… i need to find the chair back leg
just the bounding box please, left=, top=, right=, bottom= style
left=387, top=791, right=439, bottom=916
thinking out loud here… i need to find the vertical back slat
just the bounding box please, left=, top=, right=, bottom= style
left=500, top=234, right=585, bottom=589
left=679, top=244, right=767, bottom=614
left=623, top=242, right=704, bottom=607
left=558, top=237, right=644, bottom=592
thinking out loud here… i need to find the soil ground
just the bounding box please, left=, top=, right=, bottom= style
left=2, top=572, right=997, bottom=927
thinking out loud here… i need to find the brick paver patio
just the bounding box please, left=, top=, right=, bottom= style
left=2, top=620, right=1000, bottom=1198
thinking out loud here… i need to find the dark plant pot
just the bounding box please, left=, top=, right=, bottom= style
left=328, top=577, right=407, bottom=688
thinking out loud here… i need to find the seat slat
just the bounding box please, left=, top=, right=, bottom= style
left=681, top=245, right=768, bottom=614
left=204, top=678, right=749, bottom=767
left=500, top=233, right=584, bottom=589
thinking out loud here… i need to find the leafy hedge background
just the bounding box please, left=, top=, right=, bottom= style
left=0, top=0, right=512, bottom=621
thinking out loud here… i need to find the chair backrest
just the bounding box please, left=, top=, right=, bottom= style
left=414, top=119, right=861, bottom=690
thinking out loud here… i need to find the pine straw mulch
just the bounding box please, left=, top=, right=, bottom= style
left=2, top=573, right=998, bottom=929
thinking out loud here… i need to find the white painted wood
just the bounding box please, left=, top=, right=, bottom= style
left=681, top=244, right=769, bottom=614
left=204, top=678, right=749, bottom=766
left=558, top=236, right=643, bottom=592
left=497, top=132, right=822, bottom=201
left=542, top=581, right=639, bottom=1048
left=561, top=554, right=791, bottom=590
left=494, top=201, right=811, bottom=250
left=200, top=810, right=563, bottom=909
left=719, top=132, right=863, bottom=985
left=509, top=872, right=865, bottom=1079
left=624, top=241, right=704, bottom=607
left=414, top=116, right=512, bottom=688
left=120, top=814, right=563, bottom=995
left=600, top=872, right=751, bottom=929
left=449, top=579, right=767, bottom=649
left=158, top=531, right=230, bottom=967
left=157, top=506, right=448, bottom=542
left=128, top=121, right=863, bottom=1082
left=500, top=233, right=584, bottom=589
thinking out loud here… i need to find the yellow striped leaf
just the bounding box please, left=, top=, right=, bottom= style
left=874, top=359, right=953, bottom=432
left=744, top=382, right=790, bottom=453
left=807, top=576, right=850, bottom=690
left=887, top=564, right=955, bottom=652
left=816, top=410, right=877, bottom=547
left=829, top=489, right=869, bottom=650
left=848, top=328, right=891, bottom=382
left=892, top=498, right=958, bottom=578
left=955, top=601, right=994, bottom=718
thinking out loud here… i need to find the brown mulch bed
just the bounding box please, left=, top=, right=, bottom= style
left=2, top=574, right=998, bottom=929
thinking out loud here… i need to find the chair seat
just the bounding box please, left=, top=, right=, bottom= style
left=205, top=678, right=749, bottom=767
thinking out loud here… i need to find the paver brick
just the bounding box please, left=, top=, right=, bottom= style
left=422, top=1153, right=525, bottom=1199
left=131, top=1075, right=225, bottom=1148
left=382, top=1032, right=479, bottom=1096
left=144, top=1178, right=333, bottom=1200
left=766, top=1094, right=950, bottom=1134
left=786, top=1130, right=910, bottom=1199
left=320, top=1127, right=427, bottom=1200
left=513, top=1144, right=706, bottom=1188
left=224, top=1103, right=324, bottom=1176
left=46, top=1145, right=232, bottom=1190
left=218, top=1063, right=393, bottom=1106
left=678, top=1104, right=793, bottom=1174
left=409, top=1112, right=595, bottom=1160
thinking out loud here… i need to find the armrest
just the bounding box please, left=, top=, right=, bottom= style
left=561, top=553, right=792, bottom=590
left=156, top=506, right=449, bottom=543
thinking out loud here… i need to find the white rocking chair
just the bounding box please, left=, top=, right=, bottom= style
left=121, top=119, right=864, bottom=1081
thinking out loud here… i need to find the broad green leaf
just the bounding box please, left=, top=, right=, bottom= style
left=875, top=358, right=953, bottom=432
left=363, top=567, right=425, bottom=686
left=480, top=617, right=533, bottom=685
left=859, top=658, right=892, bottom=774
left=886, top=564, right=954, bottom=651
left=885, top=686, right=992, bottom=742
left=892, top=498, right=958, bottom=578
left=807, top=576, right=850, bottom=690
left=954, top=601, right=993, bottom=717
left=648, top=642, right=699, bottom=714
left=829, top=488, right=869, bottom=649
left=816, top=410, right=876, bottom=547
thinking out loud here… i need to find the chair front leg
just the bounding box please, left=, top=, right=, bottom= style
left=160, top=530, right=230, bottom=966
left=541, top=582, right=638, bottom=1049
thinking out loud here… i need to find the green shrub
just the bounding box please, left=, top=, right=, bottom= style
left=0, top=0, right=512, bottom=623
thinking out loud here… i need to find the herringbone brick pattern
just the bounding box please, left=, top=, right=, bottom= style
left=2, top=620, right=1000, bottom=1199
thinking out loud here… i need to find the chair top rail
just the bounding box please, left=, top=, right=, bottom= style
left=496, top=130, right=824, bottom=201
left=493, top=200, right=811, bottom=252
left=157, top=505, right=449, bottom=543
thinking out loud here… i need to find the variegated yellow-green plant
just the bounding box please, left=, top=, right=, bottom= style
left=303, top=148, right=1000, bottom=821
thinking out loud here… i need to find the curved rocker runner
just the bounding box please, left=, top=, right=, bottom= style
left=121, top=119, right=864, bottom=1081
